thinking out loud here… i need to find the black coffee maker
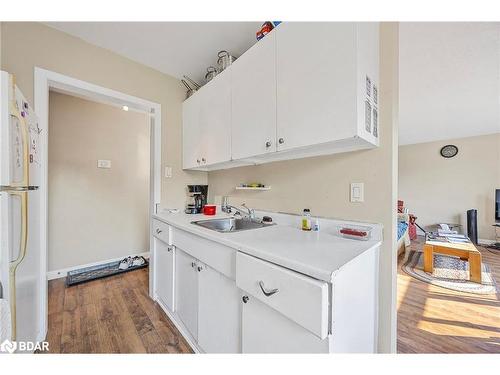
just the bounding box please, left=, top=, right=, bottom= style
left=185, top=185, right=208, bottom=214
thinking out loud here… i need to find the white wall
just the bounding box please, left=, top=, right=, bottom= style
left=47, top=92, right=150, bottom=271
left=399, top=133, right=500, bottom=241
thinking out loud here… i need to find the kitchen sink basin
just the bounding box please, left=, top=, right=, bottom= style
left=192, top=217, right=274, bottom=233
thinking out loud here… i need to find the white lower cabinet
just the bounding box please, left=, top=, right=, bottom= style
left=197, top=264, right=241, bottom=353
left=241, top=294, right=329, bottom=353
left=236, top=252, right=330, bottom=353
left=175, top=249, right=199, bottom=340
left=154, top=238, right=175, bottom=311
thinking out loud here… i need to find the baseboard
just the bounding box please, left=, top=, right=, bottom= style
left=46, top=251, right=150, bottom=280
left=479, top=238, right=496, bottom=246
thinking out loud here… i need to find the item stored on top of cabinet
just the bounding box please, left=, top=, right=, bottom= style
left=217, top=50, right=236, bottom=72
left=256, top=21, right=275, bottom=40
left=181, top=79, right=196, bottom=99
left=337, top=225, right=372, bottom=241
left=205, top=66, right=218, bottom=83
left=183, top=75, right=201, bottom=90
left=302, top=209, right=312, bottom=231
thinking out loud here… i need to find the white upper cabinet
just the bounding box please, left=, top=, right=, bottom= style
left=198, top=68, right=232, bottom=166
left=181, top=23, right=379, bottom=171
left=182, top=93, right=201, bottom=169
left=231, top=32, right=277, bottom=160
left=182, top=68, right=232, bottom=170
left=276, top=22, right=379, bottom=152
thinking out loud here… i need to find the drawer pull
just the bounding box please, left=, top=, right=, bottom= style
left=156, top=229, right=162, bottom=234
left=167, top=245, right=173, bottom=252
left=259, top=280, right=279, bottom=297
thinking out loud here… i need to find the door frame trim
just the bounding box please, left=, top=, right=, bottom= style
left=34, top=67, right=162, bottom=342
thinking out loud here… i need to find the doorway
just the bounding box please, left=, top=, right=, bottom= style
left=34, top=68, right=162, bottom=342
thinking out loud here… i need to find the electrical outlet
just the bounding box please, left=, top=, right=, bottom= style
left=97, top=159, right=111, bottom=169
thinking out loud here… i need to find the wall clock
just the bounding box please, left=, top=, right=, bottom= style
left=440, top=144, right=459, bottom=158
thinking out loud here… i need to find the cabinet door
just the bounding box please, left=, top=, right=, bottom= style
left=175, top=249, right=199, bottom=339
left=276, top=23, right=358, bottom=151
left=155, top=239, right=175, bottom=311
left=231, top=32, right=277, bottom=160
left=198, top=68, right=232, bottom=166
left=241, top=294, right=329, bottom=353
left=182, top=94, right=202, bottom=169
left=198, top=264, right=241, bottom=353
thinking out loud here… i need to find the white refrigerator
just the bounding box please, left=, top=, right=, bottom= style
left=0, top=71, right=42, bottom=348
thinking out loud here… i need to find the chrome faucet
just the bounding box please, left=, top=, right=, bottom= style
left=221, top=196, right=255, bottom=220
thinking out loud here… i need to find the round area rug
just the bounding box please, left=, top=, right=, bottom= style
left=402, top=250, right=498, bottom=295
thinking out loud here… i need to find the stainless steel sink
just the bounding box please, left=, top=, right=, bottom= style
left=192, top=217, right=274, bottom=233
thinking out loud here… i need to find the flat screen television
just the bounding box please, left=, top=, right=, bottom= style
left=496, top=189, right=500, bottom=222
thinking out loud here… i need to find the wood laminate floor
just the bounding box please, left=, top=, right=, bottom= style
left=397, top=237, right=500, bottom=353
left=44, top=267, right=192, bottom=353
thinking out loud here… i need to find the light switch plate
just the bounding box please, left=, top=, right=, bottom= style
left=350, top=182, right=364, bottom=202
left=97, top=159, right=111, bottom=169
left=164, top=166, right=172, bottom=178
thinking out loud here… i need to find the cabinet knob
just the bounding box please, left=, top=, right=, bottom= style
left=167, top=245, right=173, bottom=252
left=197, top=265, right=203, bottom=272
left=197, top=159, right=201, bottom=164
left=265, top=141, right=271, bottom=148
left=201, top=157, right=206, bottom=163
left=191, top=262, right=196, bottom=268
left=278, top=138, right=284, bottom=144
left=242, top=295, right=249, bottom=304
left=156, top=229, right=162, bottom=234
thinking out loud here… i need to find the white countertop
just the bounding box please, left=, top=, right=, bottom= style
left=153, top=210, right=382, bottom=282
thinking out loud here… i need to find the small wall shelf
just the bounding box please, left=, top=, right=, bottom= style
left=235, top=186, right=271, bottom=191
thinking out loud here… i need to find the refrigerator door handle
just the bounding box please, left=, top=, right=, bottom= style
left=8, top=190, right=28, bottom=341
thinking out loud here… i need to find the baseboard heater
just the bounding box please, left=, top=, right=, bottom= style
left=66, top=256, right=148, bottom=286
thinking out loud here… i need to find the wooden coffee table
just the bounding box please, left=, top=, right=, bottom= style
left=423, top=240, right=482, bottom=283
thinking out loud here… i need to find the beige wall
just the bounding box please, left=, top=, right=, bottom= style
left=0, top=22, right=207, bottom=210
left=208, top=23, right=399, bottom=353
left=48, top=92, right=150, bottom=271
left=399, top=134, right=500, bottom=241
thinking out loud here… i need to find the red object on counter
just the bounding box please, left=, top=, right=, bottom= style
left=339, top=228, right=368, bottom=238
left=203, top=205, right=216, bottom=215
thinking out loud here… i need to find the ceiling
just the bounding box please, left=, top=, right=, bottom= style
left=46, top=22, right=500, bottom=145
left=45, top=22, right=262, bottom=84
left=399, top=22, right=500, bottom=145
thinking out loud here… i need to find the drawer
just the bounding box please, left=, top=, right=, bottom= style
left=152, top=219, right=170, bottom=244
left=172, top=227, right=236, bottom=280
left=236, top=252, right=329, bottom=339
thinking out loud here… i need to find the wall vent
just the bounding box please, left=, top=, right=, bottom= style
left=365, top=100, right=372, bottom=133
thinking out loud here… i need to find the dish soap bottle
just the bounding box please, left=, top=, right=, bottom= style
left=301, top=209, right=312, bottom=231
